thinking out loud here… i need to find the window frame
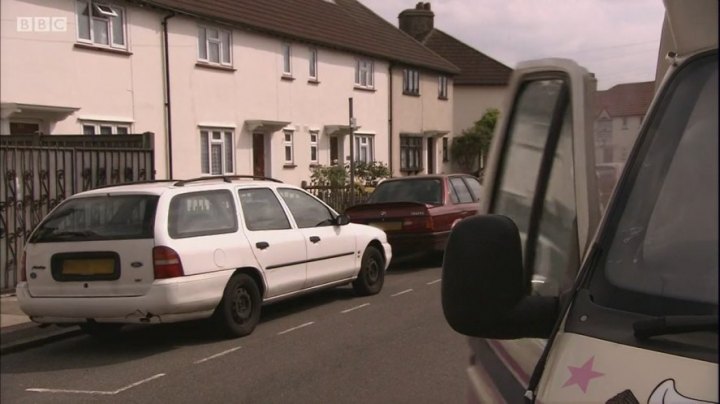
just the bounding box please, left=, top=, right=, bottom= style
left=400, top=135, right=423, bottom=172
left=200, top=128, right=235, bottom=175
left=442, top=137, right=449, bottom=162
left=355, top=58, right=374, bottom=89
left=309, top=130, right=319, bottom=165
left=403, top=68, right=420, bottom=95
left=282, top=43, right=292, bottom=77
left=354, top=133, right=374, bottom=163
left=81, top=121, right=131, bottom=135
left=308, top=47, right=318, bottom=81
left=438, top=75, right=449, bottom=99
left=283, top=129, right=295, bottom=165
left=198, top=25, right=232, bottom=66
left=76, top=0, right=127, bottom=49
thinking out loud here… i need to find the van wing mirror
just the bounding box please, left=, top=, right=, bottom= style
left=441, top=215, right=558, bottom=339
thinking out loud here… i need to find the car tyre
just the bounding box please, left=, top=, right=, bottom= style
left=213, top=273, right=261, bottom=338
left=79, top=322, right=123, bottom=339
left=352, top=246, right=384, bottom=296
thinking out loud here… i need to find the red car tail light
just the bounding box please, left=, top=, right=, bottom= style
left=19, top=251, right=27, bottom=282
left=402, top=215, right=434, bottom=232
left=153, top=246, right=185, bottom=279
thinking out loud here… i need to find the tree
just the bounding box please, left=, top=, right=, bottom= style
left=450, top=108, right=499, bottom=178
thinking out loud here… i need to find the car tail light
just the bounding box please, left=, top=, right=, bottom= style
left=19, top=251, right=27, bottom=282
left=403, top=215, right=434, bottom=232
left=153, top=246, right=184, bottom=279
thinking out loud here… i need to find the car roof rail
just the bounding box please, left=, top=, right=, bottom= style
left=93, top=179, right=178, bottom=190
left=174, top=175, right=283, bottom=187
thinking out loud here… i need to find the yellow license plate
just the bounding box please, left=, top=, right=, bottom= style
left=62, top=258, right=115, bottom=276
left=369, top=221, right=402, bottom=231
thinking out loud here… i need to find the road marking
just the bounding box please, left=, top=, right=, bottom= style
left=194, top=346, right=242, bottom=364
left=27, top=373, right=166, bottom=395
left=391, top=289, right=413, bottom=297
left=278, top=321, right=314, bottom=335
left=426, top=279, right=441, bottom=285
left=341, top=303, right=370, bottom=313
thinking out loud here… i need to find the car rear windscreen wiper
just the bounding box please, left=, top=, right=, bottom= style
left=633, top=315, right=718, bottom=340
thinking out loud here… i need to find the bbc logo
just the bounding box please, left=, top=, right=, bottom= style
left=16, top=17, right=67, bottom=32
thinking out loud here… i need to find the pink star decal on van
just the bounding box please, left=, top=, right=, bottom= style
left=562, top=356, right=604, bottom=393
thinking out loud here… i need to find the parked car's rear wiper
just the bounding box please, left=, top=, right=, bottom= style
left=633, top=315, right=718, bottom=340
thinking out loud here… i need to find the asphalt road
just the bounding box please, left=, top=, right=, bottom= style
left=0, top=261, right=470, bottom=404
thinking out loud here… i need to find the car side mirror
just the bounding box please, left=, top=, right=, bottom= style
left=334, top=214, right=350, bottom=226
left=442, top=215, right=558, bottom=339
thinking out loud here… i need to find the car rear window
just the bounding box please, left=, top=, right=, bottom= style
left=368, top=179, right=442, bottom=205
left=168, top=190, right=238, bottom=238
left=30, top=195, right=159, bottom=242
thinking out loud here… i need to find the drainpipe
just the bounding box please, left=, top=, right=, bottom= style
left=388, top=63, right=394, bottom=175
left=162, top=13, right=176, bottom=179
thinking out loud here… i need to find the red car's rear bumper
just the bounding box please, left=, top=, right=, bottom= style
left=387, top=231, right=450, bottom=258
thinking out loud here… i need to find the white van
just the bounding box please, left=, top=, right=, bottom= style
left=441, top=0, right=717, bottom=402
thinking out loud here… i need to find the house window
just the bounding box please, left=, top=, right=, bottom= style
left=200, top=129, right=234, bottom=175
left=438, top=75, right=448, bottom=99
left=354, top=134, right=374, bottom=163
left=442, top=137, right=449, bottom=162
left=81, top=121, right=130, bottom=135
left=400, top=136, right=423, bottom=172
left=284, top=130, right=294, bottom=164
left=355, top=58, right=374, bottom=89
left=403, top=69, right=420, bottom=95
left=310, top=130, right=319, bottom=164
left=282, top=43, right=292, bottom=76
left=309, top=48, right=318, bottom=80
left=76, top=1, right=126, bottom=49
left=198, top=26, right=232, bottom=66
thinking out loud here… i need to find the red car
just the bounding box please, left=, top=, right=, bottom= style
left=345, top=174, right=482, bottom=262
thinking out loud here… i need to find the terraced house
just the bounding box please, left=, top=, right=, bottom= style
left=1, top=0, right=460, bottom=183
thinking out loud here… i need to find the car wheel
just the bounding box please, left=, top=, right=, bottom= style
left=352, top=246, right=384, bottom=296
left=214, top=273, right=261, bottom=338
left=79, top=322, right=123, bottom=339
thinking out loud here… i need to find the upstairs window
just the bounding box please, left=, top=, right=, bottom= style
left=403, top=69, right=420, bottom=95
left=282, top=43, right=292, bottom=77
left=309, top=48, right=318, bottom=80
left=355, top=58, right=374, bottom=89
left=198, top=26, right=232, bottom=66
left=438, top=75, right=448, bottom=99
left=76, top=1, right=126, bottom=49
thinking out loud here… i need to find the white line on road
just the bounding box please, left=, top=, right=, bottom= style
left=194, top=346, right=242, bottom=364
left=391, top=289, right=413, bottom=297
left=278, top=321, right=314, bottom=335
left=341, top=303, right=370, bottom=314
left=27, top=373, right=166, bottom=395
left=426, top=279, right=441, bottom=285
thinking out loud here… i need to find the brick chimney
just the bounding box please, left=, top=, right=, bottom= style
left=398, top=2, right=434, bottom=42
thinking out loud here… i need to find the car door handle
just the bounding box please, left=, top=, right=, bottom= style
left=309, top=236, right=321, bottom=244
left=256, top=241, right=269, bottom=250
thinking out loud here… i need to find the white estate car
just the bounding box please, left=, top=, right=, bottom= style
left=17, top=176, right=392, bottom=338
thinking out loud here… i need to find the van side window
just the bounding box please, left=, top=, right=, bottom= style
left=168, top=190, right=238, bottom=238
left=491, top=78, right=579, bottom=296
left=238, top=188, right=291, bottom=231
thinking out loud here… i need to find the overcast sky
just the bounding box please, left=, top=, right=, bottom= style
left=360, top=0, right=666, bottom=90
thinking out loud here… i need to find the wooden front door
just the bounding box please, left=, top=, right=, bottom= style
left=253, top=133, right=265, bottom=177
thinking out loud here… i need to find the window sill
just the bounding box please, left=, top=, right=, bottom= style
left=353, top=86, right=376, bottom=93
left=195, top=62, right=236, bottom=72
left=403, top=91, right=420, bottom=97
left=74, top=42, right=132, bottom=56
left=309, top=163, right=321, bottom=168
left=307, top=79, right=320, bottom=85
left=438, top=96, right=449, bottom=101
left=281, top=75, right=295, bottom=81
left=283, top=164, right=297, bottom=169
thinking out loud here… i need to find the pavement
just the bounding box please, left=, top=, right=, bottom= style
left=0, top=293, right=83, bottom=355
